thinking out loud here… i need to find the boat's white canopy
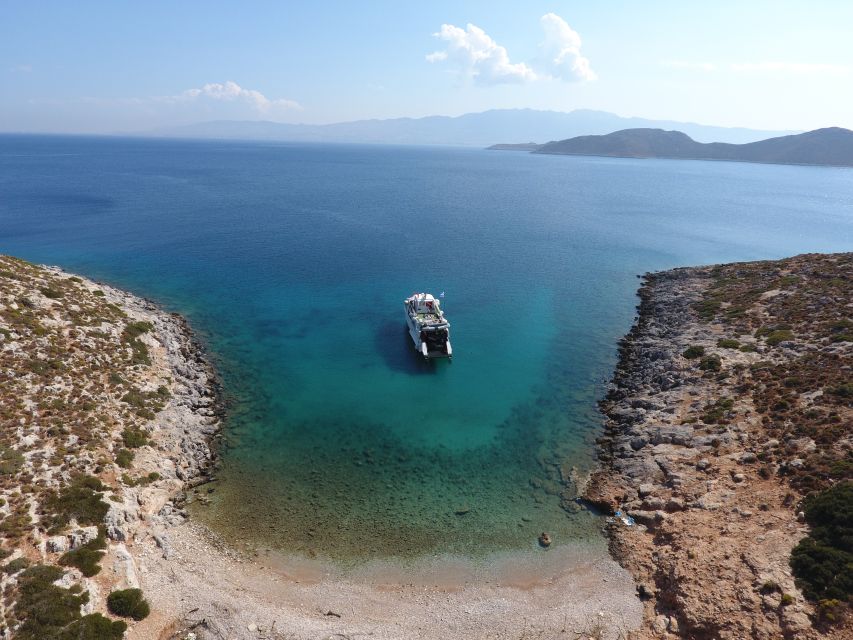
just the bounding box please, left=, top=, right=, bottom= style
left=406, top=292, right=442, bottom=314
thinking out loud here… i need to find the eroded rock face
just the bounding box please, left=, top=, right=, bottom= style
left=584, top=253, right=853, bottom=639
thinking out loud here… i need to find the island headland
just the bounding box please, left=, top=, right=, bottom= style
left=489, top=127, right=853, bottom=168
left=584, top=252, right=851, bottom=639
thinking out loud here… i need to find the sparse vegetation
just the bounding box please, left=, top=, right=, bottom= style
left=790, top=482, right=853, bottom=605
left=115, top=448, right=134, bottom=468
left=41, top=475, right=109, bottom=532
left=12, top=564, right=128, bottom=639
left=699, top=353, right=722, bottom=371
left=0, top=255, right=182, bottom=633
left=682, top=345, right=705, bottom=359
left=702, top=397, right=734, bottom=424
left=0, top=446, right=25, bottom=476
left=716, top=338, right=740, bottom=349
left=107, top=588, right=151, bottom=620
left=122, top=321, right=153, bottom=365
left=40, top=286, right=64, bottom=299
left=121, top=427, right=149, bottom=448
left=59, top=528, right=107, bottom=577
left=2, top=556, right=30, bottom=574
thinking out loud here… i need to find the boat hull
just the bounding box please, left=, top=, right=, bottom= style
left=404, top=297, right=452, bottom=359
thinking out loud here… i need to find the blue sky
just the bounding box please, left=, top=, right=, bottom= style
left=2, top=1, right=852, bottom=133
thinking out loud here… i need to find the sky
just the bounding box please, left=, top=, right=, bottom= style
left=2, top=1, right=853, bottom=133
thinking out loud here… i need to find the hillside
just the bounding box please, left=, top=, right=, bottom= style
left=585, top=252, right=852, bottom=639
left=0, top=255, right=218, bottom=638
left=533, top=127, right=853, bottom=167
left=486, top=142, right=543, bottom=151
left=140, top=109, right=794, bottom=146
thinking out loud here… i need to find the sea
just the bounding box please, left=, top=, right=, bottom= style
left=1, top=134, right=851, bottom=564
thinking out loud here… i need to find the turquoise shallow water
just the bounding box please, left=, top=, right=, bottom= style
left=1, top=135, right=851, bottom=560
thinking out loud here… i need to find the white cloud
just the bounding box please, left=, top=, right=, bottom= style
left=730, top=62, right=849, bottom=75
left=426, top=23, right=537, bottom=85
left=10, top=64, right=33, bottom=73
left=426, top=15, right=594, bottom=86
left=537, top=13, right=596, bottom=82
left=172, top=81, right=301, bottom=112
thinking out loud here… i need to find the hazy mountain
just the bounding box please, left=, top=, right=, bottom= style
left=533, top=127, right=853, bottom=167
left=141, top=109, right=795, bottom=146
left=487, top=142, right=543, bottom=151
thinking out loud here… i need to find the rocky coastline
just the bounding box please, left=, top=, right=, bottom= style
left=1, top=256, right=646, bottom=640
left=0, top=255, right=222, bottom=638
left=584, top=253, right=851, bottom=639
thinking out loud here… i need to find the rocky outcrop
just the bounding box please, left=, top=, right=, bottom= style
left=0, top=256, right=221, bottom=636
left=585, top=253, right=852, bottom=639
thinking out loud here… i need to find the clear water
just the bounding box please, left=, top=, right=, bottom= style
left=1, top=135, right=851, bottom=560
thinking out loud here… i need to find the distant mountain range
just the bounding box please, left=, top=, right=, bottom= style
left=519, top=127, right=853, bottom=167
left=140, top=109, right=795, bottom=146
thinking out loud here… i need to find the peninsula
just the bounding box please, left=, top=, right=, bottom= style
left=490, top=127, right=853, bottom=167
left=585, top=252, right=852, bottom=638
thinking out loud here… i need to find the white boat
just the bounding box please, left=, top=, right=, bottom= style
left=404, top=293, right=452, bottom=359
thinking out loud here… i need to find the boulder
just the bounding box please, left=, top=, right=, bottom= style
left=70, top=526, right=99, bottom=549
left=46, top=536, right=69, bottom=553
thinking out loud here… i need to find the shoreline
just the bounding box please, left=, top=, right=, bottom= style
left=8, top=252, right=846, bottom=638
left=103, top=276, right=644, bottom=639
left=583, top=253, right=851, bottom=638
left=0, top=257, right=643, bottom=640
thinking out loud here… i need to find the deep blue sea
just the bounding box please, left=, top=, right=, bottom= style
left=2, top=135, right=851, bottom=560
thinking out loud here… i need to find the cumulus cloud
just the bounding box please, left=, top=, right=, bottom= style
left=172, top=81, right=301, bottom=112
left=426, top=23, right=537, bottom=84
left=536, top=13, right=596, bottom=82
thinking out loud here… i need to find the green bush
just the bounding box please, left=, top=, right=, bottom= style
left=0, top=446, right=25, bottom=476
left=682, top=345, right=705, bottom=359
left=59, top=530, right=107, bottom=577
left=815, top=599, right=846, bottom=626
left=765, top=329, right=795, bottom=346
left=40, top=287, right=64, bottom=299
left=702, top=397, right=734, bottom=424
left=790, top=481, right=853, bottom=603
left=123, top=321, right=153, bottom=338
left=42, top=475, right=108, bottom=532
left=115, top=449, right=134, bottom=468
left=699, top=354, right=722, bottom=371
left=107, top=588, right=151, bottom=620
left=716, top=338, right=740, bottom=349
left=2, top=556, right=30, bottom=574
left=59, top=614, right=127, bottom=640
left=120, top=321, right=154, bottom=366
left=121, top=427, right=149, bottom=448
left=12, top=564, right=127, bottom=639
left=693, top=298, right=721, bottom=320
left=829, top=383, right=852, bottom=398
left=13, top=565, right=85, bottom=639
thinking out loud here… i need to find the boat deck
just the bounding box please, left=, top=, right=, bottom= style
left=412, top=312, right=446, bottom=326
